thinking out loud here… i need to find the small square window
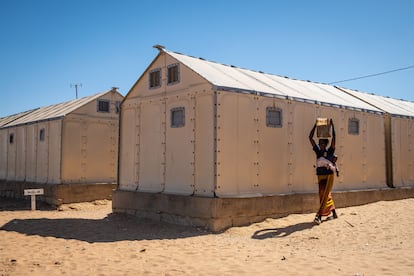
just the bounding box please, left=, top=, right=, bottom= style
left=39, top=128, right=45, bottom=142
left=97, top=100, right=110, bottom=113
left=149, top=68, right=161, bottom=89
left=266, top=107, right=283, bottom=128
left=348, top=118, right=359, bottom=135
left=9, top=133, right=14, bottom=144
left=167, top=64, right=180, bottom=85
left=171, top=107, right=185, bottom=128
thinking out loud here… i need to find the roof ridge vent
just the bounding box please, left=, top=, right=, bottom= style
left=153, top=44, right=165, bottom=51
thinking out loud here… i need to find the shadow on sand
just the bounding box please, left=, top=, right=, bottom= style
left=251, top=221, right=315, bottom=239
left=0, top=198, right=53, bottom=211
left=0, top=213, right=210, bottom=242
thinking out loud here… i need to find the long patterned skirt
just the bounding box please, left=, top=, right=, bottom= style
left=317, top=174, right=335, bottom=216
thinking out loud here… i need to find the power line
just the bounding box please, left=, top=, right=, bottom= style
left=329, top=65, right=414, bottom=85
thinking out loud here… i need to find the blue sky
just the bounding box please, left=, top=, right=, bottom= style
left=1, top=0, right=413, bottom=117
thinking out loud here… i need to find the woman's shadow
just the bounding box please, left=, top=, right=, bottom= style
left=251, top=221, right=315, bottom=239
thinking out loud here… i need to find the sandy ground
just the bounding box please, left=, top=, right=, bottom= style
left=0, top=197, right=413, bottom=276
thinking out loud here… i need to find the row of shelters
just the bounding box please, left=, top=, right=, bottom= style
left=0, top=88, right=123, bottom=205
left=0, top=46, right=412, bottom=231
left=113, top=47, right=414, bottom=231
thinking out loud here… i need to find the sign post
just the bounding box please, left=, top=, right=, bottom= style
left=24, top=189, right=44, bottom=211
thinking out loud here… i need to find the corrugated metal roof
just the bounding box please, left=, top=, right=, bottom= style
left=339, top=87, right=414, bottom=118
left=1, top=91, right=110, bottom=128
left=167, top=50, right=384, bottom=113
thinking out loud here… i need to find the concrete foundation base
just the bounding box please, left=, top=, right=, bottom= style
left=0, top=180, right=116, bottom=206
left=112, top=187, right=414, bottom=232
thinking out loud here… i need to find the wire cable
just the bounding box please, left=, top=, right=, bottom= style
left=329, top=65, right=414, bottom=84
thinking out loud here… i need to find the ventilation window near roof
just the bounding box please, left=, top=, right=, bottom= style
left=348, top=118, right=359, bottom=135
left=9, top=133, right=14, bottom=144
left=39, top=128, right=45, bottom=142
left=171, top=107, right=185, bottom=128
left=149, top=68, right=161, bottom=89
left=97, top=99, right=110, bottom=113
left=266, top=107, right=283, bottom=128
left=167, top=63, right=180, bottom=85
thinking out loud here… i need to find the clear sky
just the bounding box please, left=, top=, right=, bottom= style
left=1, top=0, right=413, bottom=117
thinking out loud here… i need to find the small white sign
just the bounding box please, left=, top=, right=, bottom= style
left=24, top=189, right=44, bottom=211
left=24, top=189, right=44, bottom=196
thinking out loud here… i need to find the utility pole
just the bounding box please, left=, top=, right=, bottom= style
left=70, top=83, right=82, bottom=99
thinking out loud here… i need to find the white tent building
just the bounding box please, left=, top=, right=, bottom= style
left=338, top=87, right=414, bottom=188
left=0, top=88, right=123, bottom=204
left=113, top=47, right=413, bottom=231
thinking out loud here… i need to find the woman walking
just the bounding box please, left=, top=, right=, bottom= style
left=309, top=119, right=339, bottom=225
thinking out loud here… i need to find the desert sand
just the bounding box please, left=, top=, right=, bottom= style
left=1, top=197, right=413, bottom=275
